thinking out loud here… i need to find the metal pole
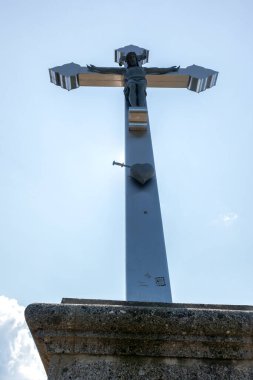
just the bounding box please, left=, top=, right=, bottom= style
left=125, top=100, right=172, bottom=302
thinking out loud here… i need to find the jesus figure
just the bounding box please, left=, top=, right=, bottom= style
left=87, top=52, right=179, bottom=107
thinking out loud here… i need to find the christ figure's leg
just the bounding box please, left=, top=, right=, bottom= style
left=128, top=83, right=137, bottom=107
left=137, top=82, right=147, bottom=107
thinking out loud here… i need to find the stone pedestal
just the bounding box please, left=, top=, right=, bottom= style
left=25, top=299, right=253, bottom=379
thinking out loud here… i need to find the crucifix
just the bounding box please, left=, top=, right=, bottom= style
left=49, top=44, right=218, bottom=303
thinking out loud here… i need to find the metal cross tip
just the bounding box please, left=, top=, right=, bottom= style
left=112, top=160, right=130, bottom=168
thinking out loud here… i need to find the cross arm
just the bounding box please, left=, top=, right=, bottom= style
left=49, top=62, right=218, bottom=93
left=49, top=62, right=124, bottom=90
left=146, top=65, right=218, bottom=92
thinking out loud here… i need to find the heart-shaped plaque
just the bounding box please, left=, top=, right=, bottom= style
left=130, top=163, right=155, bottom=185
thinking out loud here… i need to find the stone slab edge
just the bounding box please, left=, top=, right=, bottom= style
left=25, top=300, right=253, bottom=375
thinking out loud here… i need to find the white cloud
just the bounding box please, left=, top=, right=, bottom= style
left=212, top=212, right=239, bottom=227
left=0, top=296, right=46, bottom=380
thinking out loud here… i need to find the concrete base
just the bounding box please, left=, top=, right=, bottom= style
left=25, top=299, right=253, bottom=379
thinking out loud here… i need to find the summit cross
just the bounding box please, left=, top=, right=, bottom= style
left=49, top=44, right=218, bottom=303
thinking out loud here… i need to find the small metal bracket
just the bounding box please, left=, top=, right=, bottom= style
left=112, top=161, right=130, bottom=168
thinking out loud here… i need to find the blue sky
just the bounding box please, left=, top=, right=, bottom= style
left=1, top=0, right=253, bottom=304
left=0, top=1, right=253, bottom=377
left=1, top=0, right=253, bottom=305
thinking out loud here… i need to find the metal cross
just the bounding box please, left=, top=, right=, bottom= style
left=49, top=44, right=218, bottom=303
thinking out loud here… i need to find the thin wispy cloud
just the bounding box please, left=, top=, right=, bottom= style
left=212, top=212, right=239, bottom=227
left=0, top=296, right=46, bottom=380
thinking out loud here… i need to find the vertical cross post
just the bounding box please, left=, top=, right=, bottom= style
left=125, top=100, right=172, bottom=301
left=115, top=45, right=172, bottom=302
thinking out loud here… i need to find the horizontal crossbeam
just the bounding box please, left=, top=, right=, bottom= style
left=49, top=63, right=218, bottom=93
left=78, top=72, right=189, bottom=89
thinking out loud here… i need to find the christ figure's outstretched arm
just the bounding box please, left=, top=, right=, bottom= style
left=145, top=66, right=180, bottom=75
left=87, top=65, right=125, bottom=75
